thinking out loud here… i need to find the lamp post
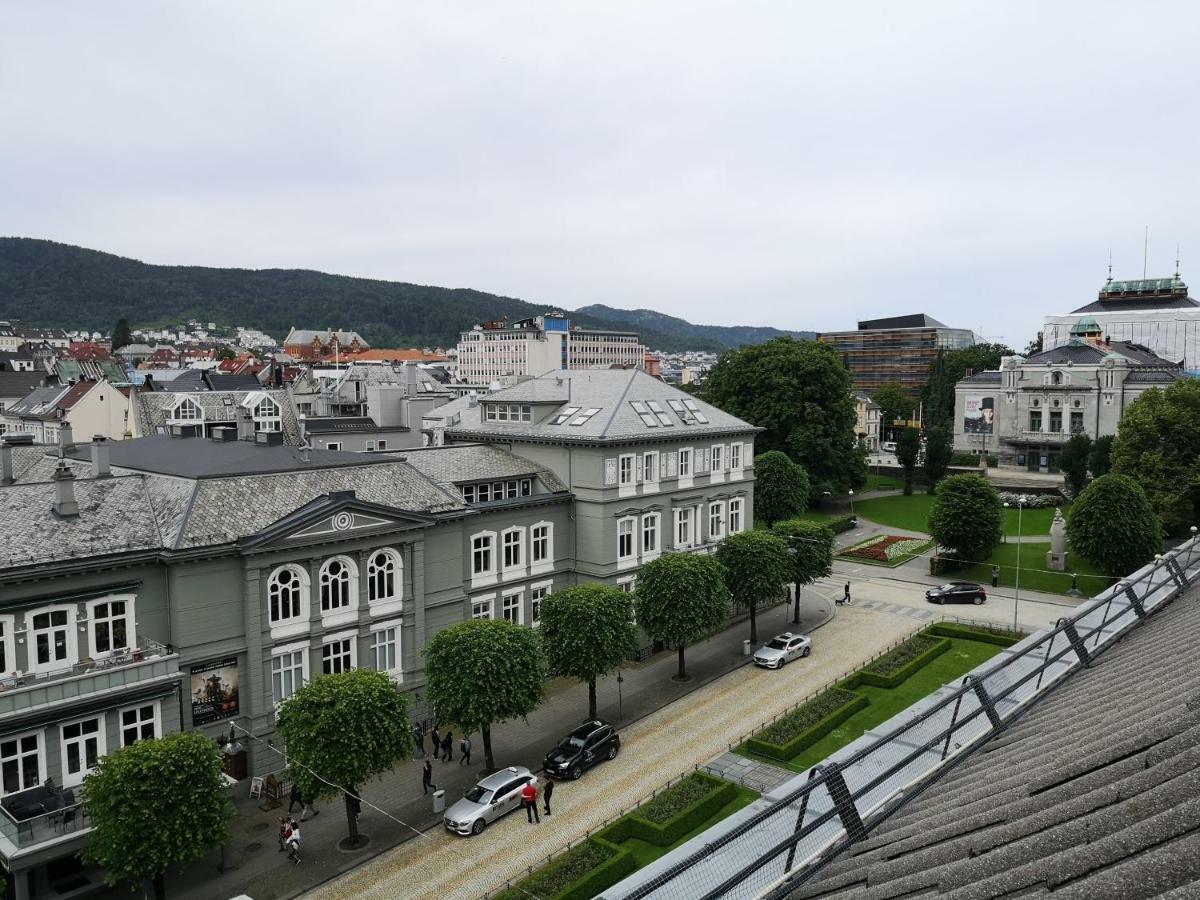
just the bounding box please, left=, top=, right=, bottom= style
left=1003, top=495, right=1027, bottom=631
left=848, top=489, right=856, bottom=520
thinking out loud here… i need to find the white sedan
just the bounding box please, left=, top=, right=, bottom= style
left=753, top=632, right=812, bottom=669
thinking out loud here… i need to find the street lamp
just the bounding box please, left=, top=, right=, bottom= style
left=1003, top=494, right=1027, bottom=631
left=848, top=489, right=856, bottom=520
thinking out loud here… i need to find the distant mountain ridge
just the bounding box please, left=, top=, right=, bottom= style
left=0, top=238, right=809, bottom=352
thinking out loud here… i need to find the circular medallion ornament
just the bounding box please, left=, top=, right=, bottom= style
left=333, top=512, right=354, bottom=531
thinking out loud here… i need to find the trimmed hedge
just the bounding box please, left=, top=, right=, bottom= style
left=626, top=772, right=737, bottom=845
left=826, top=514, right=857, bottom=534
left=857, top=635, right=949, bottom=688
left=926, top=622, right=1023, bottom=647
left=493, top=839, right=638, bottom=900
left=746, top=688, right=869, bottom=762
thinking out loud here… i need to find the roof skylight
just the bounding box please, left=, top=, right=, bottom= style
left=552, top=406, right=581, bottom=425
left=569, top=407, right=602, bottom=426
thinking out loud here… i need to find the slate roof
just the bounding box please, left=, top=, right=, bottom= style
left=147, top=369, right=263, bottom=392
left=0, top=371, right=45, bottom=398
left=857, top=313, right=947, bottom=330
left=447, top=369, right=756, bottom=443
left=1023, top=339, right=1179, bottom=367
left=790, top=588, right=1200, bottom=900
left=5, top=385, right=73, bottom=418
left=283, top=328, right=369, bottom=348
left=133, top=389, right=303, bottom=444
left=398, top=443, right=568, bottom=493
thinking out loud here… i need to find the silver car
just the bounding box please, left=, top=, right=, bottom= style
left=444, top=766, right=537, bottom=836
left=753, top=632, right=812, bottom=669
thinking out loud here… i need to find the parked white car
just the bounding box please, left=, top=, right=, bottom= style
left=444, top=766, right=537, bottom=836
left=753, top=632, right=812, bottom=669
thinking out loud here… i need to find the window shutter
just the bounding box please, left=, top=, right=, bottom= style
left=696, top=450, right=708, bottom=473
left=605, top=458, right=618, bottom=485
left=744, top=442, right=753, bottom=467
left=666, top=451, right=677, bottom=477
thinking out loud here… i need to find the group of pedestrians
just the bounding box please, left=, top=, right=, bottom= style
left=276, top=816, right=302, bottom=864
left=415, top=723, right=472, bottom=766
left=520, top=779, right=554, bottom=823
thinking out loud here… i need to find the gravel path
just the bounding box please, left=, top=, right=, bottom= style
left=314, top=607, right=915, bottom=900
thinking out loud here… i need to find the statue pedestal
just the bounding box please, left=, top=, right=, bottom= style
left=1046, top=550, right=1068, bottom=572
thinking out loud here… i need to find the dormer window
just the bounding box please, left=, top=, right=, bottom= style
left=485, top=404, right=532, bottom=423
left=254, top=396, right=282, bottom=432
left=171, top=397, right=203, bottom=423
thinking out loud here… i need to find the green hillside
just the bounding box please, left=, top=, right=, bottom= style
left=0, top=238, right=806, bottom=352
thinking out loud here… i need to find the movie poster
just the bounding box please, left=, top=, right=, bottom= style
left=190, top=657, right=240, bottom=726
left=963, top=395, right=995, bottom=435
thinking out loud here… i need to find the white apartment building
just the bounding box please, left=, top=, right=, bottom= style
left=455, top=314, right=646, bottom=385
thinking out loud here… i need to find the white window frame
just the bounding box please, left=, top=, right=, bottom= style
left=501, top=589, right=524, bottom=624
left=1, top=730, right=45, bottom=798
left=641, top=451, right=658, bottom=483
left=617, top=575, right=638, bottom=594
left=326, top=441, right=342, bottom=451
left=170, top=396, right=203, bottom=423
left=530, top=582, right=551, bottom=628
left=0, top=615, right=15, bottom=679
left=471, top=531, right=497, bottom=582
left=472, top=594, right=495, bottom=620
left=369, top=620, right=402, bottom=681
left=641, top=512, right=660, bottom=558
left=730, top=443, right=742, bottom=470
left=253, top=396, right=282, bottom=432
left=367, top=547, right=404, bottom=616
left=85, top=594, right=136, bottom=661
left=267, top=564, right=310, bottom=639
left=60, top=715, right=106, bottom=788
left=708, top=500, right=726, bottom=542
left=675, top=507, right=694, bottom=548
left=710, top=445, right=724, bottom=475
left=320, top=630, right=357, bottom=675
left=318, top=556, right=359, bottom=627
left=27, top=605, right=77, bottom=675
left=617, top=516, right=636, bottom=563
left=729, top=498, right=745, bottom=534
left=119, top=700, right=161, bottom=747
left=501, top=527, right=525, bottom=573
left=270, top=642, right=309, bottom=707
left=530, top=521, right=553, bottom=573
left=678, top=447, right=692, bottom=477
left=618, top=454, right=635, bottom=486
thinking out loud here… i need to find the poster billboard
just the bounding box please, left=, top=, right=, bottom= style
left=963, top=395, right=995, bottom=435
left=190, top=657, right=240, bottom=726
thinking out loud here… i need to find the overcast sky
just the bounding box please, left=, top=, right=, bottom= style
left=3, top=2, right=1197, bottom=345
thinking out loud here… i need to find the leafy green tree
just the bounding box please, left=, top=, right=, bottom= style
left=635, top=553, right=729, bottom=680
left=896, top=426, right=922, bottom=495
left=540, top=583, right=638, bottom=719
left=110, top=317, right=133, bottom=352
left=216, top=345, right=236, bottom=360
left=1089, top=434, right=1115, bottom=478
left=771, top=519, right=835, bottom=623
left=1112, top=380, right=1200, bottom=533
left=277, top=669, right=414, bottom=846
left=923, top=343, right=1014, bottom=430
left=753, top=451, right=811, bottom=525
left=869, top=382, right=913, bottom=440
left=83, top=732, right=233, bottom=900
left=922, top=424, right=953, bottom=493
left=1024, top=332, right=1043, bottom=356
left=1066, top=474, right=1161, bottom=576
left=702, top=337, right=866, bottom=492
left=716, top=529, right=791, bottom=643
left=423, top=619, right=544, bottom=770
left=928, top=474, right=1003, bottom=562
left=1060, top=432, right=1093, bottom=498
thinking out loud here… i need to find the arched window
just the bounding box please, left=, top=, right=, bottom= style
left=268, top=565, right=308, bottom=624
left=367, top=548, right=403, bottom=605
left=319, top=556, right=357, bottom=613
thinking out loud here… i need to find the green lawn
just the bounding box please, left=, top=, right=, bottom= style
left=958, top=541, right=1113, bottom=597
left=794, top=508, right=839, bottom=524
left=740, top=637, right=1005, bottom=773
left=862, top=473, right=903, bottom=492
left=617, top=787, right=759, bottom=868
left=853, top=494, right=1067, bottom=537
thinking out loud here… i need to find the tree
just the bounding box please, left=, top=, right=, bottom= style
left=1060, top=432, right=1093, bottom=498
left=753, top=451, right=811, bottom=524
left=772, top=519, right=835, bottom=623
left=635, top=553, right=729, bottom=680
left=1112, top=380, right=1200, bottom=533
left=1066, top=474, right=1161, bottom=576
left=896, top=426, right=922, bottom=495
left=928, top=474, right=1003, bottom=563
left=216, top=345, right=236, bottom=360
left=423, top=619, right=544, bottom=770
left=540, top=583, right=638, bottom=720
left=1024, top=332, right=1043, bottom=356
left=83, top=732, right=233, bottom=899
left=1090, top=434, right=1115, bottom=478
left=276, top=668, right=414, bottom=846
left=111, top=317, right=133, bottom=352
left=716, top=529, right=791, bottom=644
left=922, top=424, right=953, bottom=493
left=923, top=343, right=1014, bottom=431
left=702, top=337, right=866, bottom=492
left=869, top=382, right=913, bottom=441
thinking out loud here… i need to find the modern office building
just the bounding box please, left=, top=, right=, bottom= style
left=454, top=314, right=646, bottom=385
left=818, top=314, right=976, bottom=394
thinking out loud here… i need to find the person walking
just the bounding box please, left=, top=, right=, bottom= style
left=288, top=783, right=303, bottom=816
left=422, top=760, right=434, bottom=796
left=459, top=735, right=472, bottom=766
left=521, top=781, right=540, bottom=824
left=431, top=725, right=441, bottom=756
left=843, top=582, right=852, bottom=606
left=415, top=723, right=426, bottom=758
left=441, top=730, right=454, bottom=763
left=300, top=795, right=319, bottom=822
left=277, top=816, right=294, bottom=852
left=543, top=779, right=554, bottom=817
left=285, top=822, right=302, bottom=865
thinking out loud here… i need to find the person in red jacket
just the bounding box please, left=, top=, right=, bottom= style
left=521, top=781, right=540, bottom=824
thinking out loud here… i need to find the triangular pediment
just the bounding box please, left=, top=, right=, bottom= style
left=239, top=491, right=435, bottom=550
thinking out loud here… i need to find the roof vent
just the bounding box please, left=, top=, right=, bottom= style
left=90, top=435, right=111, bottom=478
left=255, top=430, right=284, bottom=447
left=211, top=426, right=237, bottom=442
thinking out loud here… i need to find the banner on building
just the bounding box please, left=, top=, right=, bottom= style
left=190, top=657, right=240, bottom=726
left=963, top=395, right=995, bottom=435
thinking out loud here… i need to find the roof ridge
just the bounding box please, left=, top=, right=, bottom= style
left=597, top=369, right=639, bottom=435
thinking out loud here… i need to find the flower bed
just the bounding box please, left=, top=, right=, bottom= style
left=840, top=534, right=932, bottom=565
left=746, top=687, right=868, bottom=761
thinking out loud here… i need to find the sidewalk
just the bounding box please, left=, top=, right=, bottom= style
left=109, top=594, right=833, bottom=900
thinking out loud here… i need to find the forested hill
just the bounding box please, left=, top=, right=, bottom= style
left=575, top=304, right=813, bottom=347
left=0, top=238, right=808, bottom=352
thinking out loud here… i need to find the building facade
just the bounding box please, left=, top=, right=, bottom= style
left=952, top=338, right=1181, bottom=472
left=853, top=392, right=882, bottom=451
left=819, top=314, right=976, bottom=394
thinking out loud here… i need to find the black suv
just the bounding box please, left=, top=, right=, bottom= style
left=543, top=720, right=620, bottom=780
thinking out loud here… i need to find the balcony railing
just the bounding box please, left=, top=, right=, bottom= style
left=0, top=636, right=173, bottom=693
left=0, top=788, right=89, bottom=850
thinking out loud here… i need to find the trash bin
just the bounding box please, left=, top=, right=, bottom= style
left=433, top=789, right=446, bottom=814
left=743, top=639, right=752, bottom=656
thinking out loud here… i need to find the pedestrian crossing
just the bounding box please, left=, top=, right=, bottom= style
left=851, top=599, right=937, bottom=622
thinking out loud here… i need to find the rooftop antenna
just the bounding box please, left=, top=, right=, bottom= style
left=1176, top=246, right=1182, bottom=279
left=1106, top=252, right=1113, bottom=284
left=1143, top=226, right=1149, bottom=279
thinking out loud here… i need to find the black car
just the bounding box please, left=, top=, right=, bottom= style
left=925, top=581, right=987, bottom=605
left=543, top=720, right=620, bottom=780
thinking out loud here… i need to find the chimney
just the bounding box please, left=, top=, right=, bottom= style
left=90, top=435, right=111, bottom=478
left=59, top=421, right=74, bottom=451
left=406, top=361, right=417, bottom=394
left=52, top=461, right=79, bottom=518
left=236, top=405, right=255, bottom=441
left=1105, top=334, right=1111, bottom=347
left=0, top=440, right=14, bottom=486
